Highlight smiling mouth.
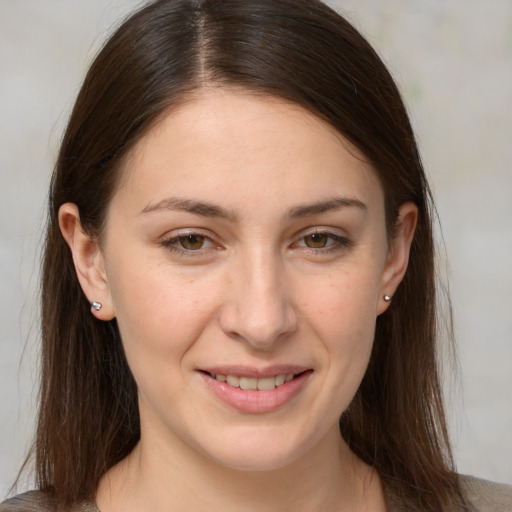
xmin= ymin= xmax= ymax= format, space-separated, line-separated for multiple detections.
xmin=205 ymin=372 xmax=304 ymax=391
xmin=200 ymin=369 xmax=313 ymax=412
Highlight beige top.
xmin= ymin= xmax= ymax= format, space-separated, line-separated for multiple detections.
xmin=2 ymin=476 xmax=511 ymax=511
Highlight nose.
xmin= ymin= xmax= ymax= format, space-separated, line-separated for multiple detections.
xmin=218 ymin=250 xmax=298 ymax=350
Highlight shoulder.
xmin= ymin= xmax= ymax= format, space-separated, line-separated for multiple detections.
xmin=460 ymin=475 xmax=512 ymax=511
xmin=0 ymin=491 xmax=98 ymax=512
xmin=385 ymin=475 xmax=511 ymax=512
xmin=0 ymin=491 xmax=54 ymax=512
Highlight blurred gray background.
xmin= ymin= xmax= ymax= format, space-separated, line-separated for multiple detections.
xmin=1 ymin=0 xmax=511 ymax=495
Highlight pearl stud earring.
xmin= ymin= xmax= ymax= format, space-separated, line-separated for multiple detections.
xmin=91 ymin=301 xmax=102 ymax=311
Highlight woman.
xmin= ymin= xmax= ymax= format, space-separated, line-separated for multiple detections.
xmin=2 ymin=0 xmax=511 ymax=511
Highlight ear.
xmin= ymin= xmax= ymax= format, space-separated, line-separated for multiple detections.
xmin=58 ymin=203 xmax=115 ymax=321
xmin=377 ymin=201 xmax=418 ymax=315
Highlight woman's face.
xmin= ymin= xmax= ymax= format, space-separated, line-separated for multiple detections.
xmin=74 ymin=89 xmax=415 ymax=471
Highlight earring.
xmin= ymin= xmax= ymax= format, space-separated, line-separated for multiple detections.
xmin=91 ymin=301 xmax=102 ymax=311
xmin=383 ymin=295 xmax=391 ymax=302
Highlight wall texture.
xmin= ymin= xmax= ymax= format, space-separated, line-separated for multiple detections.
xmin=1 ymin=0 xmax=510 ymax=496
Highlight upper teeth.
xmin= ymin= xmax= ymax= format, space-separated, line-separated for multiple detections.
xmin=212 ymin=373 xmax=295 ymax=390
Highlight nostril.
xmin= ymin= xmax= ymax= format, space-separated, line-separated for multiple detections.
xmin=217 ymin=273 xmax=298 ymax=348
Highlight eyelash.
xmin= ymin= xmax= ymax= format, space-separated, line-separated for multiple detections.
xmin=293 ymin=231 xmax=352 ymax=255
xmin=159 ymin=230 xmax=352 ymax=257
xmin=159 ymin=232 xmax=218 ymax=257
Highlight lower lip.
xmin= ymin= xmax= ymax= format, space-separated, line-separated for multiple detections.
xmin=200 ymin=371 xmax=312 ymax=414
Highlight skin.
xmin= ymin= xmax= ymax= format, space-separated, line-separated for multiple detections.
xmin=60 ymin=89 xmax=417 ymax=512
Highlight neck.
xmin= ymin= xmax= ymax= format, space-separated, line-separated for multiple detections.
xmin=95 ymin=425 xmax=385 ymax=512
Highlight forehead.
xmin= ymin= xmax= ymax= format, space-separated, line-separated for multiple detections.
xmin=116 ymin=88 xmax=383 ymax=215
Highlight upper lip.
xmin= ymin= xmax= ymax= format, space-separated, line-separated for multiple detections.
xmin=199 ymin=365 xmax=311 ymax=378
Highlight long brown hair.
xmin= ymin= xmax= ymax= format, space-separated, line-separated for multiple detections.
xmin=27 ymin=0 xmax=462 ymax=509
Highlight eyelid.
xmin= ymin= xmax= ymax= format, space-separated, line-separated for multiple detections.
xmin=291 ymin=227 xmax=352 ymax=251
xmin=295 ymin=226 xmax=349 ymax=240
xmin=159 ymin=228 xmax=222 ymax=256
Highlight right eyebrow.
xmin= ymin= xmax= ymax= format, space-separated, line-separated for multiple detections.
xmin=139 ymin=197 xmax=238 ymax=221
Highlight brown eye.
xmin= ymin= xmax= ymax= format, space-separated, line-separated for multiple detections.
xmin=179 ymin=234 xmax=206 ymax=250
xmin=304 ymin=233 xmax=329 ymax=248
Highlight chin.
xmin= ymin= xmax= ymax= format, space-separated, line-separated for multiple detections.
xmin=193 ymin=425 xmax=322 ymax=473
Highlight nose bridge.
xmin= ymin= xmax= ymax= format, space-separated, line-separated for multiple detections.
xmin=220 ymin=244 xmax=297 ymax=349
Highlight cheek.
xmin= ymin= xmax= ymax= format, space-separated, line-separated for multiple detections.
xmin=298 ymin=267 xmax=380 ymax=391
xmin=106 ymin=259 xmax=221 ymax=369
xmin=300 ymin=265 xmax=381 ymax=330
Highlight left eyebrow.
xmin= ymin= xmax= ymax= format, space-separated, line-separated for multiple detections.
xmin=287 ymin=197 xmax=367 ymax=218
xmin=139 ymin=197 xmax=238 ymax=220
